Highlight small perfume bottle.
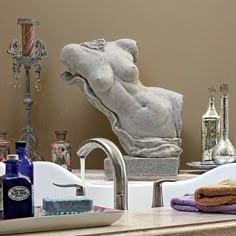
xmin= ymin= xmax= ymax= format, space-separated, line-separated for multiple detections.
xmin=51 ymin=130 xmax=72 ymax=171
xmin=0 ymin=131 xmax=10 ymax=162
xmin=212 ymin=84 xmax=236 ymax=165
xmin=201 ymin=86 xmax=220 ymax=162
xmin=3 ymin=154 xmax=33 ymax=219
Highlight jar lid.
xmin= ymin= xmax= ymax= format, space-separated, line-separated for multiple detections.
xmin=7 ymin=154 xmax=19 ymax=161
xmin=54 ymin=130 xmax=68 ymax=135
xmin=0 ymin=131 xmax=8 ymax=135
xmin=0 ymin=131 xmax=8 ymax=139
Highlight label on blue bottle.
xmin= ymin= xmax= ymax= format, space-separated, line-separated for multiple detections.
xmin=8 ymin=186 xmax=30 ymax=201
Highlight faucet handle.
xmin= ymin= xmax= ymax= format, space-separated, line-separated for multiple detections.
xmin=152 ymin=179 xmax=178 ymax=207
xmin=53 ymin=183 xmax=86 ymax=196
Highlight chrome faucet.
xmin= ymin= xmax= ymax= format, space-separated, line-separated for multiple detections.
xmin=77 ymin=138 xmax=128 ymax=210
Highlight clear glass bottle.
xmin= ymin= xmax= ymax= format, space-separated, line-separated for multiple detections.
xmin=51 ymin=130 xmax=72 ymax=171
xmin=201 ymin=86 xmax=220 ymax=162
xmin=3 ymin=154 xmax=33 ymax=219
xmin=212 ymin=84 xmax=236 ymax=165
xmin=0 ymin=131 xmax=10 ymax=162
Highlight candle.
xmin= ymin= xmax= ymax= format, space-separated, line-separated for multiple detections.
xmin=17 ymin=18 xmax=39 ymax=57
xmin=21 ymin=23 xmax=34 ymax=56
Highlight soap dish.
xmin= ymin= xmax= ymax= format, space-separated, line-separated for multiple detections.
xmin=0 ymin=206 xmax=124 ymax=235
xmin=187 ymin=161 xmax=218 ymax=170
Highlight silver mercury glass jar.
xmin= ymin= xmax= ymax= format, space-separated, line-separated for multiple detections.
xmin=212 ymin=84 xmax=236 ymax=165
xmin=201 ymin=86 xmax=220 ymax=162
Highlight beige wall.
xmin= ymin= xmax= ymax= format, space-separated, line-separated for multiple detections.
xmin=1 ymin=0 xmax=236 ymax=170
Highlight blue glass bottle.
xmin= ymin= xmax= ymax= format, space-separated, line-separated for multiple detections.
xmin=15 ymin=141 xmax=34 ymax=184
xmin=3 ymin=154 xmax=33 ymax=219
xmin=16 ymin=141 xmax=34 ymax=216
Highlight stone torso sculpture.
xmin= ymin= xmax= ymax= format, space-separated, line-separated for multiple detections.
xmin=60 ymin=39 xmax=183 ymax=158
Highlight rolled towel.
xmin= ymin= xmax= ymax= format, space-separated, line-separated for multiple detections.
xmin=43 ymin=196 xmax=93 ymax=215
xmin=170 ymin=195 xmax=199 ymax=212
xmin=194 ymin=184 xmax=236 ymax=206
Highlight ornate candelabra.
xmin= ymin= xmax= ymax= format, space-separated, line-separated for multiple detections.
xmin=7 ymin=18 xmax=47 ymax=161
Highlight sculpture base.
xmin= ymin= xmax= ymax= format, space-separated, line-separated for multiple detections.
xmin=104 ymin=156 xmax=179 ymax=180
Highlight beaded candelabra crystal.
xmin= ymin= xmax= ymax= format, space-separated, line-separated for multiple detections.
xmin=7 ymin=18 xmax=47 ymax=161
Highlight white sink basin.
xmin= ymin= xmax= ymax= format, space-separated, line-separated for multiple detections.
xmin=0 ymin=162 xmax=153 ymax=210
xmin=85 ymin=180 xmax=153 ymax=209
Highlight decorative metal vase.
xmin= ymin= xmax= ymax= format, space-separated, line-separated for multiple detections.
xmin=0 ymin=132 xmax=10 ymax=162
xmin=201 ymin=86 xmax=220 ymax=162
xmin=212 ymin=84 xmax=236 ymax=165
xmin=51 ymin=131 xmax=72 ymax=171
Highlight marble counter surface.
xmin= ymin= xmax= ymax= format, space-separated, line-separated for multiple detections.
xmin=72 ymin=169 xmax=200 ymax=181
xmin=17 ymin=207 xmax=236 ymax=236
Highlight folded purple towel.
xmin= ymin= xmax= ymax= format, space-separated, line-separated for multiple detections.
xmin=170 ymin=195 xmax=199 ymax=212
xmin=171 ymin=195 xmax=236 ymax=214
xmin=197 ymin=204 xmax=236 ymax=214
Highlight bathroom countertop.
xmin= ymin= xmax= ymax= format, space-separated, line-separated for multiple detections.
xmin=17 ymin=207 xmax=236 ymax=236
xmin=72 ymin=169 xmax=201 ymax=181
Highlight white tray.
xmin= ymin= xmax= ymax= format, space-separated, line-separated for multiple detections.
xmin=0 ymin=206 xmax=124 ymax=235
xmin=186 ymin=161 xmax=218 ymax=170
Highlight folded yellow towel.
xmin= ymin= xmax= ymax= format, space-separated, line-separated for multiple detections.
xmin=194 ymin=179 xmax=236 ymax=206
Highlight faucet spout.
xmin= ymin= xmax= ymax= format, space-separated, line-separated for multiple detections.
xmin=77 ymin=138 xmax=128 ymax=210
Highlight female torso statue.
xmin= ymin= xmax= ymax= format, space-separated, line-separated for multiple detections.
xmin=60 ymin=39 xmax=183 ymax=158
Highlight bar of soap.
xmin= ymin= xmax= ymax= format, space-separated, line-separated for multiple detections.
xmin=229 ymin=176 xmax=236 ymax=186
xmin=43 ymin=196 xmax=93 ymax=214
